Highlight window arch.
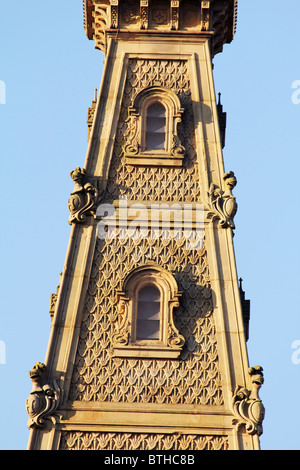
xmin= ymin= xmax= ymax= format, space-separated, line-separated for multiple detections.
xmin=113 ymin=264 xmax=185 ymax=358
xmin=124 ymin=86 xmax=185 ymax=166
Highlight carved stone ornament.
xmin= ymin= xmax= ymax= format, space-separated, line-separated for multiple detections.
xmin=232 ymin=366 xmax=265 ymax=436
xmin=83 ymin=0 xmax=238 ymax=58
xmin=207 ymin=171 xmax=237 ymax=229
xmin=68 ymin=167 xmax=98 ymax=224
xmin=113 ymin=293 xmax=130 ymax=347
xmin=60 ymin=430 xmax=229 ymax=450
xmin=25 ymin=362 xmax=63 ymax=429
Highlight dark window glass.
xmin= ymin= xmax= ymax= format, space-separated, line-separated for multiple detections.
xmin=137 ymin=285 xmax=161 ymax=340
xmin=145 ymin=103 xmax=166 ymax=150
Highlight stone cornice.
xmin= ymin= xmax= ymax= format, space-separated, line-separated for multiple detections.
xmin=82 ymin=0 xmax=237 ymax=56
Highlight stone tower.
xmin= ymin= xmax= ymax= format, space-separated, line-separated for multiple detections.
xmin=26 ymin=0 xmax=265 ymax=451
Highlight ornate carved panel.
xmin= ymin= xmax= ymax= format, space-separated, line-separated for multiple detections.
xmin=180 ymin=2 xmax=201 ymax=30
xmin=60 ymin=431 xmax=229 ymax=450
xmin=119 ymin=0 xmax=140 ymax=29
xmin=149 ymin=1 xmax=170 ymax=29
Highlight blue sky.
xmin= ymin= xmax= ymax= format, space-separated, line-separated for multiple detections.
xmin=0 ymin=1 xmax=299 ymax=450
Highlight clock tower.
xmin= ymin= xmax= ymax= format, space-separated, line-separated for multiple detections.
xmin=26 ymin=0 xmax=265 ymax=450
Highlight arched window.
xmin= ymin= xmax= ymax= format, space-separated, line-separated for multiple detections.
xmin=145 ymin=103 xmax=166 ymax=150
xmin=112 ymin=264 xmax=185 ymax=359
xmin=137 ymin=284 xmax=161 ymax=340
xmin=124 ymin=86 xmax=185 ymax=167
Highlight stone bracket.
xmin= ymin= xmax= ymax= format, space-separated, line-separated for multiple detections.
xmin=232 ymin=366 xmax=265 ymax=436
xmin=68 ymin=167 xmax=99 ymax=224
xmin=207 ymin=171 xmax=237 ymax=229
xmin=26 ymin=362 xmax=63 ymax=430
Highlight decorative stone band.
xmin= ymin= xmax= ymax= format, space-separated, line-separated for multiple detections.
xmin=82 ymin=0 xmax=238 ymax=56
xmin=59 ymin=431 xmax=229 ymax=450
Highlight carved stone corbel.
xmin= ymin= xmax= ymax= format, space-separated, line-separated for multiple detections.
xmin=207 ymin=171 xmax=237 ymax=229
xmin=232 ymin=366 xmax=265 ymax=436
xmin=68 ymin=167 xmax=98 ymax=224
xmin=25 ymin=362 xmax=63 ymax=429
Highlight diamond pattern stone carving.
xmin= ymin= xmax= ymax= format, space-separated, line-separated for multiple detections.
xmin=105 ymin=59 xmax=201 ymax=203
xmin=69 ymin=234 xmax=222 ymax=406
xmin=69 ymin=58 xmax=223 ymax=407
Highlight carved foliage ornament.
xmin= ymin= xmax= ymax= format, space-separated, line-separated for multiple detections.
xmin=60 ymin=431 xmax=229 ymax=450
xmin=68 ymin=167 xmax=98 ymax=224
xmin=25 ymin=362 xmax=62 ymax=429
xmin=207 ymin=171 xmax=237 ymax=229
xmin=232 ymin=366 xmax=265 ymax=436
